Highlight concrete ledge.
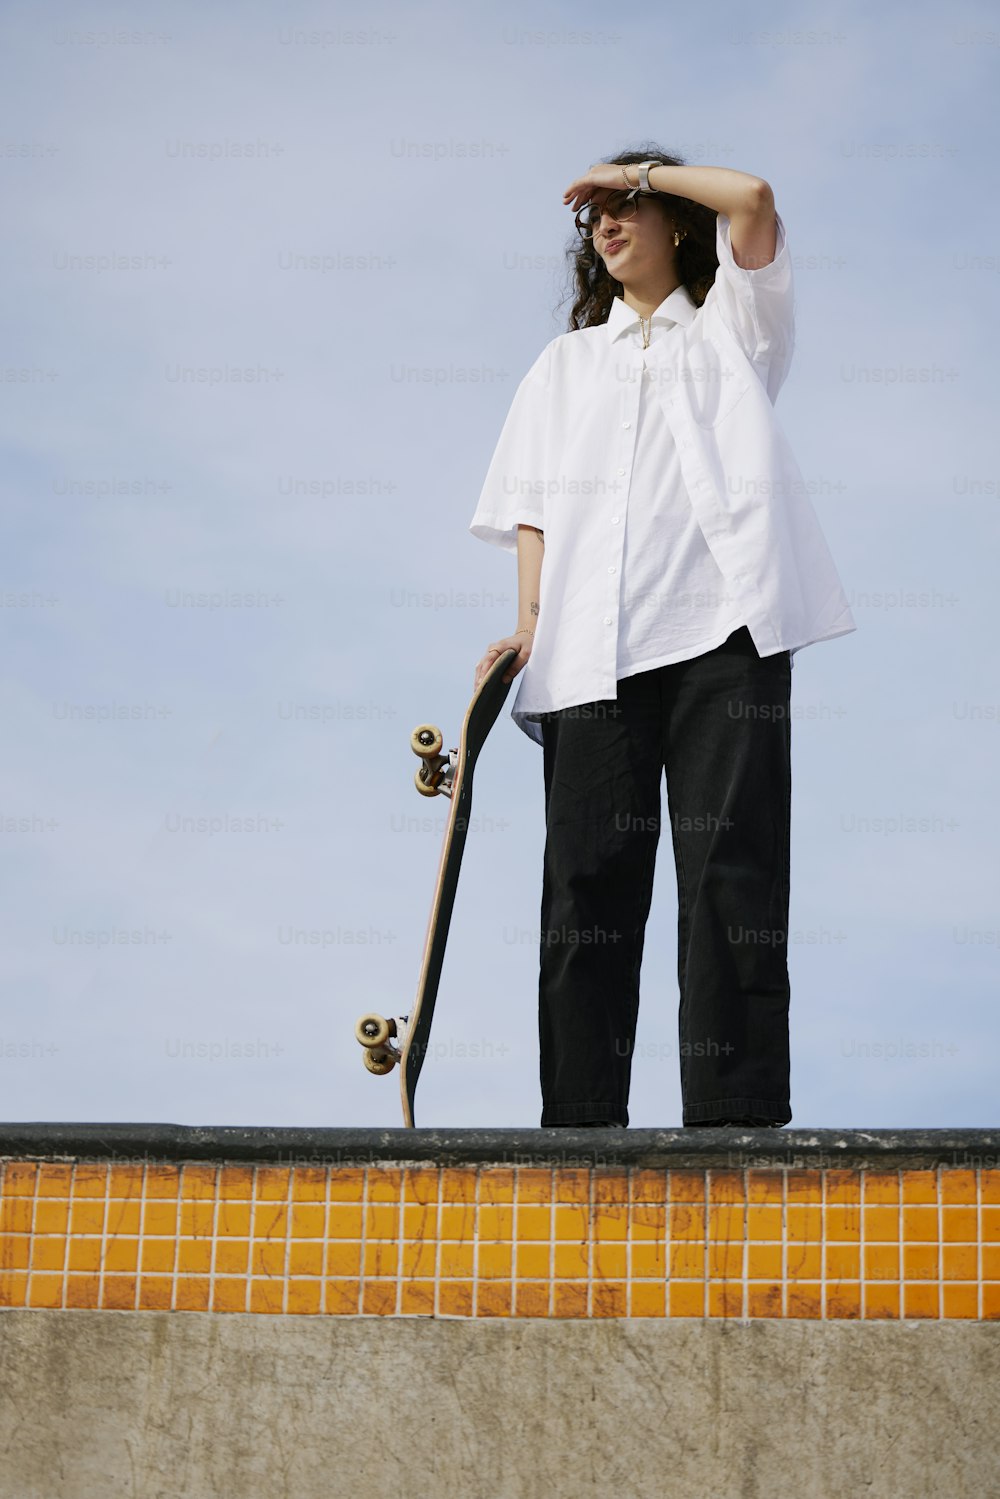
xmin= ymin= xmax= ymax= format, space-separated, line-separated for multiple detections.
xmin=2 ymin=1122 xmax=998 ymax=1169
xmin=1 ymin=1310 xmax=997 ymax=1499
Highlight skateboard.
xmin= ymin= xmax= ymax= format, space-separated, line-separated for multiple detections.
xmin=354 ymin=646 xmax=518 ymax=1126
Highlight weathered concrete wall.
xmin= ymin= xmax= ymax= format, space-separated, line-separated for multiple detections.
xmin=1 ymin=1310 xmax=998 ymax=1498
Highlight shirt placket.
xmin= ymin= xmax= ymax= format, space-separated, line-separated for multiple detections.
xmin=602 ymin=336 xmax=642 ymax=694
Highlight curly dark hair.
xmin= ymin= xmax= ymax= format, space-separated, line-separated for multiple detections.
xmin=559 ymin=144 xmax=720 ymax=331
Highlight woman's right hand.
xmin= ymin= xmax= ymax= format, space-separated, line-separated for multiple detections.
xmin=474 ymin=633 xmax=533 ymax=691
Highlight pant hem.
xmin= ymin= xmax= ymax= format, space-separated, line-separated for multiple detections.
xmin=541 ymin=1104 xmax=627 ymax=1127
xmin=683 ymin=1098 xmax=791 ymax=1126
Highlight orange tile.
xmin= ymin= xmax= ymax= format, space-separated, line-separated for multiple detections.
xmin=365 ymin=1242 xmax=399 ymax=1278
xmin=669 ymin=1204 xmax=706 ymax=1239
xmin=179 ymin=1202 xmax=213 ymax=1237
xmin=0 ymin=1272 xmax=27 ymax=1306
xmin=594 ymin=1172 xmax=629 ymax=1205
xmin=440 ymin=1169 xmax=476 ymax=1203
xmin=940 ymin=1171 xmax=977 ymax=1204
xmin=901 ymin=1172 xmax=938 ymax=1204
xmin=403 ymin=1169 xmax=439 ymax=1204
xmin=707 ymin=1242 xmax=743 ymax=1277
xmin=326 ymin=1280 xmax=360 ymax=1314
xmin=402 ymin=1204 xmax=437 ymax=1239
xmin=400 ymin=1280 xmax=435 ymax=1315
xmin=902 ymin=1206 xmax=939 ymax=1243
xmin=141 ymin=1240 xmax=176 ymax=1274
xmin=826 ymin=1207 xmax=861 ymax=1241
xmin=178 ymin=1241 xmax=212 ymax=1274
xmin=143 ymin=1202 xmax=178 ymax=1236
xmin=553 ymin=1243 xmax=588 ymax=1278
xmin=290 ymin=1168 xmax=327 ymax=1202
xmin=630 ymin=1283 xmax=666 ymax=1317
xmin=291 ymin=1204 xmax=325 ymax=1240
xmin=328 ymin=1206 xmax=362 ymax=1240
xmin=631 ymin=1170 xmax=668 ymax=1204
xmin=942 ymin=1206 xmax=977 ymax=1242
xmin=107 ymin=1202 xmax=141 ymax=1236
xmin=438 ymin=1206 xmax=474 ymax=1241
xmin=981 ymin=1172 xmax=1000 ymax=1205
xmin=104 ymin=1239 xmax=139 ymax=1273
xmin=747 ymin=1245 xmax=782 ymax=1280
xmin=554 ymin=1171 xmax=590 ymax=1205
xmin=249 ymin=1280 xmax=284 ymax=1314
xmin=864 ymin=1245 xmax=900 ymax=1280
xmin=0 ymin=1200 xmax=33 ymax=1234
xmin=217 ymin=1203 xmax=251 ymax=1238
xmin=475 ymin=1284 xmax=512 ymax=1316
xmin=254 ymin=1204 xmax=289 ymax=1240
xmin=251 ymin=1241 xmax=287 ymax=1277
xmin=478 ymin=1206 xmax=513 ymax=1241
xmin=515 ymin=1206 xmax=551 ymax=1241
xmin=631 ymin=1243 xmax=667 ymax=1279
xmin=67 ymin=1240 xmax=101 ymax=1273
xmin=669 ymin=1171 xmax=706 ymax=1203
xmin=942 ymin=1284 xmax=978 ymax=1318
xmin=629 ymin=1203 xmax=666 ymax=1237
xmin=669 ymin=1242 xmax=705 ymax=1278
xmin=668 ymin=1280 xmax=705 ymax=1316
xmin=515 ymin=1170 xmax=553 ymax=1205
xmin=554 ymin=1205 xmax=589 ymax=1240
xmin=400 ymin=1242 xmax=435 ymax=1278
xmin=513 ymin=1282 xmax=549 ymax=1317
xmin=747 ymin=1284 xmax=783 ymax=1318
xmin=786 ymin=1205 xmax=822 ymax=1241
xmin=981 ymin=1207 xmax=1000 ymax=1243
xmin=706 ymin=1204 xmax=745 ymax=1241
xmin=593 ymin=1207 xmax=627 ymax=1242
xmin=36 ymin=1165 xmax=72 ymax=1197
xmin=289 ymin=1241 xmax=320 ymax=1277
xmin=0 ymin=1236 xmax=30 ymax=1271
xmin=863 ymin=1207 xmax=900 ymax=1242
xmin=362 ymin=1282 xmax=398 ymax=1316
xmin=902 ymin=1243 xmax=938 ymax=1280
xmin=786 ymin=1283 xmax=822 ymax=1318
xmin=786 ymin=1243 xmax=822 ymax=1279
xmin=218 ymin=1167 xmax=254 ymax=1200
xmin=942 ymin=1245 xmax=977 ymax=1281
xmin=982 ymin=1245 xmax=1000 ymax=1278
xmin=825 ymin=1284 xmax=861 ymax=1318
xmin=707 ymin=1171 xmax=744 ymax=1203
xmin=594 ymin=1244 xmax=627 ymax=1279
xmin=747 ymin=1205 xmax=782 ymax=1240
xmin=33 ymin=1202 xmax=69 ymax=1234
xmin=367 ymin=1169 xmax=404 ymax=1202
xmin=747 ymin=1171 xmax=784 ymax=1203
xmin=178 ymin=1166 xmax=216 ymax=1200
xmin=902 ymin=1283 xmax=938 ymax=1318
xmin=982 ymin=1284 xmax=1000 ymax=1320
xmin=478 ymin=1244 xmax=513 ymax=1280
xmin=286 ymin=1279 xmax=322 ymax=1314
xmin=439 ymin=1244 xmax=474 ymax=1278
xmin=72 ymin=1164 xmax=110 ymax=1197
xmin=175 ymin=1278 xmax=211 ymax=1312
xmin=327 ymin=1170 xmax=365 ymax=1203
xmin=826 ymin=1246 xmax=860 ymax=1279
xmin=69 ymin=1203 xmax=105 ymax=1236
xmin=514 ymin=1244 xmax=549 ymax=1279
xmin=214 ymin=1241 xmax=249 ymax=1275
xmin=824 ymin=1170 xmax=861 ymax=1203
xmin=591 ymin=1283 xmax=627 ymax=1317
xmin=786 ymin=1171 xmax=821 ymax=1204
xmin=143 ymin=1166 xmax=180 ymax=1199
xmin=65 ymin=1275 xmax=100 ymax=1309
xmin=708 ymin=1282 xmax=743 ymax=1317
xmin=102 ymin=1276 xmax=137 ymax=1311
xmin=138 ymin=1277 xmax=174 ymax=1312
xmin=30 ymin=1240 xmax=66 ymax=1273
xmin=552 ymin=1283 xmax=589 ymax=1317
xmin=863 ymin=1284 xmax=899 ymax=1319
xmin=2 ymin=1163 xmax=39 ymax=1194
xmin=862 ymin=1172 xmax=899 ymax=1204
xmin=478 ymin=1170 xmax=514 ymax=1204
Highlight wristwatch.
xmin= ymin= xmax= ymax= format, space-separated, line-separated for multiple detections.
xmin=637 ymin=160 xmax=660 ymax=193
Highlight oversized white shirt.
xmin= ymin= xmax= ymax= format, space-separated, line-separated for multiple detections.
xmin=469 ymin=210 xmax=857 ymax=746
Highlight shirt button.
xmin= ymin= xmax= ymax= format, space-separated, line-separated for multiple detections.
xmin=617 ymin=467 xmax=626 ymax=476
xmin=622 ymin=420 xmax=631 ymax=429
xmin=603 ymin=616 xmax=613 ymax=625
xmin=611 ymin=515 xmax=620 ymax=524
xmin=608 ymin=566 xmax=616 ymax=574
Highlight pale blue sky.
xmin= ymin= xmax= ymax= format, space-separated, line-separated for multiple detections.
xmin=3 ymin=0 xmax=997 ymax=1130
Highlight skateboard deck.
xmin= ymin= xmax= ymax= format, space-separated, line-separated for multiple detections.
xmin=355 ymin=647 xmax=517 ymax=1125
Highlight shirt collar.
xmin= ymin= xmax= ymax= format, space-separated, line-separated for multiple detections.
xmin=605 ymin=283 xmax=697 ymax=343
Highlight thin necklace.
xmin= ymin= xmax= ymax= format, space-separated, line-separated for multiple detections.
xmin=639 ymin=313 xmax=652 ymax=349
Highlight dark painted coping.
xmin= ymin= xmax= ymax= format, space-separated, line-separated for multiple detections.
xmin=1 ymin=1125 xmax=998 ymax=1171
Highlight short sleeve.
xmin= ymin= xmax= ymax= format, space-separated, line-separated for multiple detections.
xmin=469 ymin=341 xmax=553 ymax=554
xmin=705 ymin=209 xmax=795 ymax=399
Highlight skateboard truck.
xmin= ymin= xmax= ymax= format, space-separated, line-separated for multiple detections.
xmin=355 ymin=1012 xmax=409 ymax=1073
xmin=411 ymin=724 xmax=458 ymax=799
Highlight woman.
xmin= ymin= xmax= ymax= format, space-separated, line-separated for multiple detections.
xmin=469 ymin=147 xmax=856 ymax=1129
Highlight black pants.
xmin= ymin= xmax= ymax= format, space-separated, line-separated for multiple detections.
xmin=537 ymin=626 xmax=792 ymax=1128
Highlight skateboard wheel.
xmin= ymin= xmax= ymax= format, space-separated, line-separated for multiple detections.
xmin=355 ymin=1013 xmax=397 ymax=1049
xmin=363 ymin=1047 xmax=397 ymax=1075
xmin=414 ymin=765 xmax=443 ymax=798
xmin=411 ymin=724 xmax=443 ymax=758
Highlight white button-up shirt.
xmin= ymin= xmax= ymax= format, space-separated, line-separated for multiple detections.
xmin=469 ymin=210 xmax=857 ymax=746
